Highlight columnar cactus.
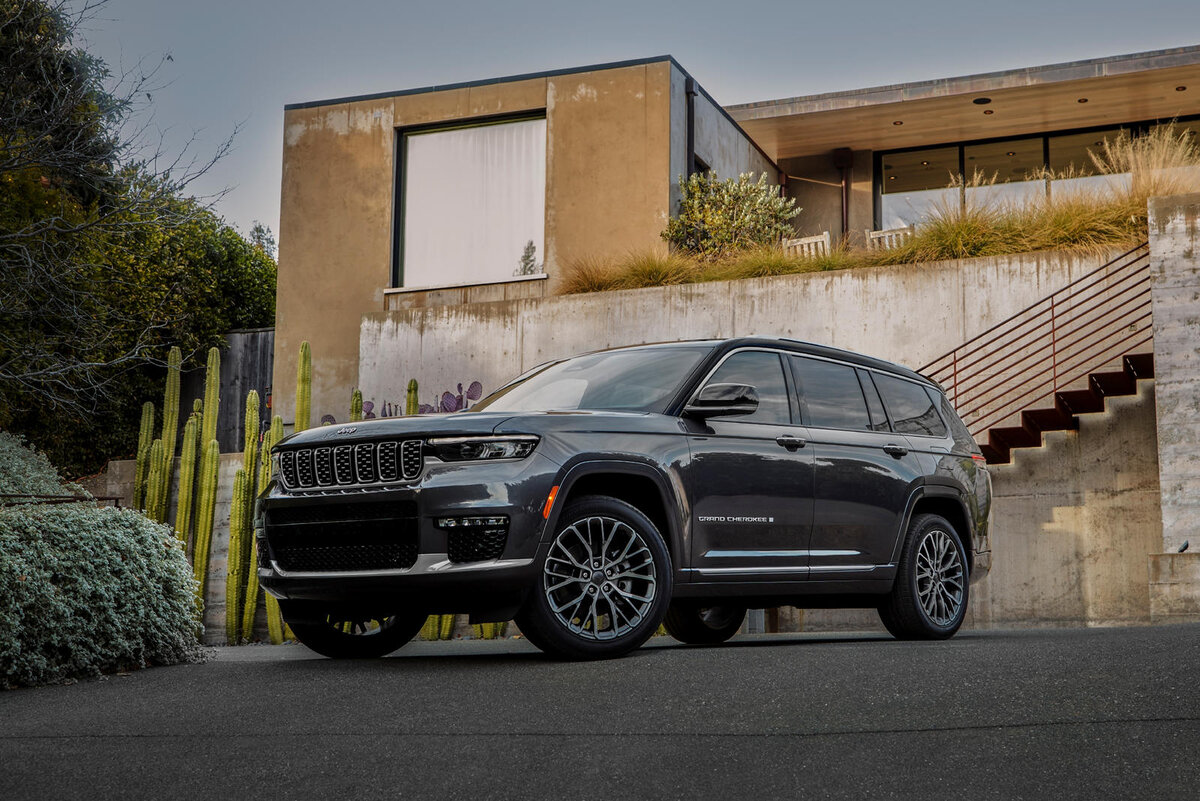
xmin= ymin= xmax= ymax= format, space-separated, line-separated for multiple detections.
xmin=350 ymin=388 xmax=363 ymax=422
xmin=174 ymin=413 xmax=199 ymax=546
xmin=198 ymin=347 xmax=220 ymax=482
xmin=405 ymin=379 xmax=419 ymax=416
xmin=134 ymin=402 xmax=155 ymax=510
xmin=192 ymin=439 xmax=220 ymax=603
xmin=226 ymin=469 xmax=248 ymax=644
xmin=157 ymin=346 xmax=182 ymax=518
xmin=145 ymin=439 xmax=165 ymax=522
xmin=295 ymin=341 xmax=312 ymax=433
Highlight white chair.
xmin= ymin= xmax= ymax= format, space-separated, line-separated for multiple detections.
xmin=782 ymin=231 xmax=831 ymax=259
xmin=864 ymin=225 xmax=915 ymax=251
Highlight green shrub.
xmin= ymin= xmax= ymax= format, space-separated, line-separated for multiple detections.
xmin=0 ymin=432 xmax=201 ymax=688
xmin=661 ymin=172 xmax=799 ymax=258
xmin=0 ymin=503 xmax=203 ymax=688
xmin=0 ymin=431 xmax=87 ymax=497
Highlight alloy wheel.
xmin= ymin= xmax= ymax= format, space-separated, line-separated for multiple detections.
xmin=543 ymin=515 xmax=658 ymax=641
xmin=914 ymin=528 xmax=965 ymax=626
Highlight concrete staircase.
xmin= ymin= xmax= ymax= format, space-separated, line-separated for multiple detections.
xmin=921 ymin=243 xmax=1154 ymax=465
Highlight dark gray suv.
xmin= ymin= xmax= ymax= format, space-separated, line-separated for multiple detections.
xmin=257 ymin=337 xmax=992 ymax=660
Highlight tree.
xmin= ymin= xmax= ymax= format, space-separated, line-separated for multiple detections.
xmin=0 ymin=0 xmax=233 ymax=415
xmin=249 ymin=220 xmax=275 ymax=259
xmin=661 ymin=172 xmax=800 ymax=259
xmin=0 ymin=1 xmax=273 ymax=476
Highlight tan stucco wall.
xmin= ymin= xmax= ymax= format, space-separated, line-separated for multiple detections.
xmin=275 ymin=62 xmax=678 ymax=425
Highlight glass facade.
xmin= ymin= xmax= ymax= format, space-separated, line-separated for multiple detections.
xmin=876 ymin=116 xmax=1199 ymax=228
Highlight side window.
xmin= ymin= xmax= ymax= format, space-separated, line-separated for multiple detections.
xmin=791 ymin=356 xmax=871 ymax=430
xmin=874 ymin=373 xmax=948 ymax=437
xmin=703 ymin=351 xmax=791 ymax=425
xmin=857 ymin=369 xmax=891 ymax=432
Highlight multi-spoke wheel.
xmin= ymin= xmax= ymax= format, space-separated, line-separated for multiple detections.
xmin=878 ymin=513 xmax=969 ymax=640
xmin=281 ymin=601 xmax=427 ymax=658
xmin=663 ymin=601 xmax=746 ymax=645
xmin=516 ymin=495 xmax=672 ymax=660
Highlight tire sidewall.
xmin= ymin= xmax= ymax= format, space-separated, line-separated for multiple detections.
xmin=521 ymin=496 xmax=673 ymax=660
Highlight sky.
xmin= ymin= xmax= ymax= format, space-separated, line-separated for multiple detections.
xmin=80 ymin=0 xmax=1200 ymax=240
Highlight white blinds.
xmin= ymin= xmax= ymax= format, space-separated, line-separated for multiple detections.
xmin=401 ymin=117 xmax=547 ymax=288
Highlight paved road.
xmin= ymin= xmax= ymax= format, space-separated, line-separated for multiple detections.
xmin=2 ymin=624 xmax=1198 ymax=800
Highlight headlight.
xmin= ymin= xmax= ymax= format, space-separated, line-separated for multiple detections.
xmin=427 ymin=435 xmax=538 ymax=462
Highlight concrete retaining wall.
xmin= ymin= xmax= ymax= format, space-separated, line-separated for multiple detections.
xmin=360 ymin=247 xmax=1118 ymax=414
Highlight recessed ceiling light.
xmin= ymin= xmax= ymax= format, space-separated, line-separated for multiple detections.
xmin=1006 ymin=151 xmax=1015 ymax=156
xmin=1176 ymin=86 xmax=1187 ymax=91
xmin=973 ymin=97 xmax=992 ymax=105
xmin=921 ymin=160 xmax=929 ymax=165
xmin=892 ymin=120 xmax=903 ymax=126
xmin=889 ymin=175 xmax=896 ymax=180
xmin=1077 ymin=98 xmax=1088 ymax=103
xmin=983 ymin=109 xmax=994 ymax=115
xmin=1095 ymin=141 xmax=1103 ymax=146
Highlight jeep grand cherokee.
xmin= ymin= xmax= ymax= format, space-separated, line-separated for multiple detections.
xmin=257 ymin=337 xmax=991 ymax=660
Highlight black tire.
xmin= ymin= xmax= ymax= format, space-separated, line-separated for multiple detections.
xmin=878 ymin=513 xmax=969 ymax=640
xmin=515 ymin=495 xmax=672 ymax=660
xmin=663 ymin=601 xmax=746 ymax=645
xmin=281 ymin=601 xmax=427 ymax=659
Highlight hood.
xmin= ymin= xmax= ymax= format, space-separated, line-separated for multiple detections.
xmin=276 ymin=409 xmax=682 ymax=448
xmin=276 ymin=411 xmax=519 ymax=448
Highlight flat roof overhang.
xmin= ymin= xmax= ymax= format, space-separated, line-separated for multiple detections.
xmin=727 ymin=46 xmax=1200 ymax=160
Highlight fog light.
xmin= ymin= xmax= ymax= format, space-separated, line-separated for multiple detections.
xmin=436 ymin=515 xmax=509 ymax=529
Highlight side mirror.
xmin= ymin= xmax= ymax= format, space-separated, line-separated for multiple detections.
xmin=684 ymin=383 xmax=759 ymax=419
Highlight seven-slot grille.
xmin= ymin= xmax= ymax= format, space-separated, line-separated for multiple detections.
xmin=279 ymin=440 xmax=422 ymax=490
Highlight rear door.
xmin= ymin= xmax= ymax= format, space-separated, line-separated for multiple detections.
xmin=682 ymin=349 xmax=815 ymax=582
xmin=790 ymin=355 xmax=924 ymax=579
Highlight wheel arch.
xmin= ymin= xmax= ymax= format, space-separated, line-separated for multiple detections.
xmin=898 ymin=486 xmax=974 ymax=575
xmin=546 ymin=460 xmax=684 ymax=569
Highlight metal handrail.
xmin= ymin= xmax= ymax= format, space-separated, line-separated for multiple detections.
xmin=920 ymin=243 xmax=1152 ymax=438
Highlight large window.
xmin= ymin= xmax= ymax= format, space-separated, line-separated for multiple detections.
xmin=398 ymin=116 xmax=546 ymax=289
xmin=876 ymin=116 xmax=1198 ymax=228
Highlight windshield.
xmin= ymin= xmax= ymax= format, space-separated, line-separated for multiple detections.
xmin=470 ymin=346 xmax=712 ymax=414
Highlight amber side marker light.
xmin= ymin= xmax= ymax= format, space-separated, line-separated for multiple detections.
xmin=543 ymin=485 xmax=560 ymax=519
xmin=971 ymin=454 xmax=987 ymax=462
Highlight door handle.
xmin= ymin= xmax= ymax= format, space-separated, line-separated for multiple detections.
xmin=883 ymin=443 xmax=908 ymax=458
xmin=776 ymin=435 xmax=807 ymax=451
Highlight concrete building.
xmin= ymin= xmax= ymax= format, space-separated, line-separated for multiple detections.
xmin=275 ymin=46 xmax=1200 ymax=425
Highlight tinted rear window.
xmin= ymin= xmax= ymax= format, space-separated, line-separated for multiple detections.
xmin=873 ymin=373 xmax=947 ymax=437
xmin=792 ymin=356 xmax=872 ymax=430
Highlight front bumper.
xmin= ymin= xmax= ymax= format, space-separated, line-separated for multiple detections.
xmin=256 ymin=452 xmax=559 ymax=613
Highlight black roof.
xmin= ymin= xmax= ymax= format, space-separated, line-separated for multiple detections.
xmin=596 ymin=337 xmax=934 ymax=387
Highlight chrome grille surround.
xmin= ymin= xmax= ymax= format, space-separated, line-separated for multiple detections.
xmin=277 ymin=439 xmax=423 ymax=491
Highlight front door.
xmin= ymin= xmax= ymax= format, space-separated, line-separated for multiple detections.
xmin=682 ymin=350 xmax=815 ymax=582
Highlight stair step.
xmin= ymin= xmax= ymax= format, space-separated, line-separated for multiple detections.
xmin=975 ymin=351 xmax=1154 ymax=465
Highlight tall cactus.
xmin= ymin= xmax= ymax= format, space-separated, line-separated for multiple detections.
xmin=405 ymin=379 xmax=419 ymax=416
xmin=226 ymin=469 xmax=249 ymax=644
xmin=242 ymin=391 xmax=260 ymax=490
xmin=193 ymin=439 xmax=220 ymax=604
xmin=134 ymin=402 xmax=155 ymax=510
xmin=198 ymin=347 xmax=221 ymax=481
xmin=156 ymin=346 xmax=182 ymax=518
xmin=242 ymin=422 xmax=276 ymax=640
xmin=262 ymin=413 xmax=288 ymax=644
xmin=295 ymin=341 xmax=312 ymax=433
xmin=145 ymin=439 xmax=165 ymax=522
xmin=174 ymin=413 xmax=199 ymax=546
xmin=350 ymin=388 xmax=363 ymax=422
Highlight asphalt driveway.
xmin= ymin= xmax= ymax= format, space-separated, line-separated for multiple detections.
xmin=2 ymin=624 xmax=1198 ymax=800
